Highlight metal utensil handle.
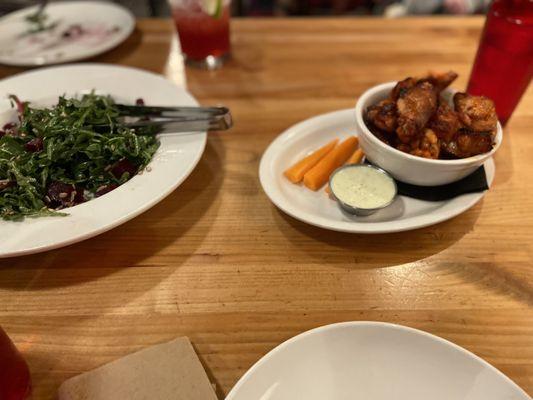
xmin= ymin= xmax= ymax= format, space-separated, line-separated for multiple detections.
xmin=124 ymin=113 xmax=233 ymax=132
xmin=117 ymin=105 xmax=230 ymax=118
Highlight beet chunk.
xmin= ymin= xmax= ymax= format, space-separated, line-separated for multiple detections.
xmin=110 ymin=159 xmax=137 ymax=180
xmin=45 ymin=181 xmax=84 ymax=209
xmin=95 ymin=183 xmax=118 ymax=197
xmin=25 ymin=137 xmax=43 ymax=152
xmin=0 ymin=180 xmax=15 ymax=191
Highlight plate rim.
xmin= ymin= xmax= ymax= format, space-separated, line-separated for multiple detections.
xmin=0 ymin=0 xmax=135 ymax=67
xmin=259 ymin=108 xmax=493 ymax=234
xmin=0 ymin=63 xmax=206 ymax=258
xmin=226 ymin=321 xmax=529 ymax=399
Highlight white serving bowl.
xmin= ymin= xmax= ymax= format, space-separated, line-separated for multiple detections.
xmin=354 ymin=82 xmax=502 ymax=186
xmin=225 ymin=322 xmax=529 ymax=400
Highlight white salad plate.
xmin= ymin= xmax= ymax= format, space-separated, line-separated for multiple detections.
xmin=226 ymin=321 xmax=529 ymax=400
xmin=0 ymin=64 xmax=206 ymax=257
xmin=0 ymin=1 xmax=134 ymax=66
xmin=259 ymin=109 xmax=494 ymax=233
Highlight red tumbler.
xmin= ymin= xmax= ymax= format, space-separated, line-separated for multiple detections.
xmin=0 ymin=328 xmax=31 ymax=400
xmin=467 ymin=0 xmax=533 ymax=125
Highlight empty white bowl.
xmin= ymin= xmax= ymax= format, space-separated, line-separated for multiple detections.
xmin=354 ymin=82 xmax=503 ymax=186
xmin=225 ymin=322 xmax=529 ymax=400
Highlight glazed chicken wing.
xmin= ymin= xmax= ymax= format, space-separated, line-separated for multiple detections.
xmin=391 ymin=77 xmax=416 ymax=101
xmin=441 ymin=130 xmax=493 ymax=158
xmin=396 ymin=81 xmax=438 ymax=144
xmin=454 ymin=93 xmax=498 ymax=133
xmin=429 ymin=99 xmax=461 ymax=143
xmin=419 ymin=71 xmax=458 ymax=92
xmin=365 ymin=98 xmax=397 ymax=133
xmin=409 ymin=128 xmax=440 ymax=159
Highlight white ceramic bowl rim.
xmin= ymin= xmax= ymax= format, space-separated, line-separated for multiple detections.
xmin=354 ymin=81 xmax=503 ymax=166
xmin=226 ymin=321 xmax=527 ymax=398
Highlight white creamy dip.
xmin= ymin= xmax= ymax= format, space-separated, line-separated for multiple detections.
xmin=331 ymin=166 xmax=396 ymax=209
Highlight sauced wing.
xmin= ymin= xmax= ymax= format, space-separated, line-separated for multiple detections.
xmin=454 ymin=92 xmax=498 ymax=133
xmin=441 ymin=130 xmax=493 ymax=158
xmin=365 ymin=99 xmax=397 ymax=133
xmin=396 ymin=82 xmax=438 ymax=144
xmin=429 ymin=99 xmax=461 ymax=143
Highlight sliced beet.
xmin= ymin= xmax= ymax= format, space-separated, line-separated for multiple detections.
xmin=0 ymin=180 xmax=15 ymax=191
xmin=135 ymin=98 xmax=145 ymax=106
xmin=45 ymin=181 xmax=84 ymax=209
xmin=2 ymin=122 xmax=18 ymax=136
xmin=25 ymin=137 xmax=43 ymax=152
xmin=110 ymin=159 xmax=137 ymax=180
xmin=0 ymin=130 xmax=4 ymax=138
xmin=95 ymin=183 xmax=118 ymax=197
xmin=74 ymin=185 xmax=86 ymax=204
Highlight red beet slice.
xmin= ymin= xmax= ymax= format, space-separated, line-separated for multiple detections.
xmin=95 ymin=183 xmax=118 ymax=197
xmin=110 ymin=159 xmax=137 ymax=180
xmin=45 ymin=181 xmax=84 ymax=209
xmin=25 ymin=137 xmax=43 ymax=152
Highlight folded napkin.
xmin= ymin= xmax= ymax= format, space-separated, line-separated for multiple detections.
xmin=58 ymin=337 xmax=217 ymax=400
xmin=396 ymin=166 xmax=489 ymax=201
xmin=364 ymin=161 xmax=489 ymax=201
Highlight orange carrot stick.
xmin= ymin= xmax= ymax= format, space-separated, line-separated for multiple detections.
xmin=304 ymin=136 xmax=358 ymax=191
xmin=284 ymin=139 xmax=338 ymax=184
xmin=347 ymin=148 xmax=365 ymax=164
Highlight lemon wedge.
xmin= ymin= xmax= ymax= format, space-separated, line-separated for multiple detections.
xmin=200 ymin=0 xmax=223 ymax=18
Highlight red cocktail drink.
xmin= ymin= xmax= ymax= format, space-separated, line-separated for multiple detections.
xmin=467 ymin=0 xmax=533 ymax=125
xmin=170 ymin=0 xmax=231 ymax=68
xmin=0 ymin=328 xmax=31 ymax=400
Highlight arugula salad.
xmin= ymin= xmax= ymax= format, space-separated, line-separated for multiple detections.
xmin=0 ymin=93 xmax=160 ymax=221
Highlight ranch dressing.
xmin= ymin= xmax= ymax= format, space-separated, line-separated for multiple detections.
xmin=331 ymin=166 xmax=396 ymax=209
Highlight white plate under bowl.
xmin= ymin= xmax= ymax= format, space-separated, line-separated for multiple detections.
xmin=259 ymin=109 xmax=494 ymax=234
xmin=226 ymin=321 xmax=529 ymax=400
xmin=0 ymin=64 xmax=206 ymax=258
xmin=0 ymin=1 xmax=134 ymax=66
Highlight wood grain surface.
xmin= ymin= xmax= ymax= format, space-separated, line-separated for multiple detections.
xmin=0 ymin=18 xmax=532 ymax=399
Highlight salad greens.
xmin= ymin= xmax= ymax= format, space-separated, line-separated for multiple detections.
xmin=0 ymin=93 xmax=160 ymax=221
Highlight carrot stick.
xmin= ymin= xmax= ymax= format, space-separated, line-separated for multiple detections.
xmin=324 ymin=148 xmax=365 ymax=194
xmin=304 ymin=136 xmax=358 ymax=191
xmin=347 ymin=148 xmax=364 ymax=164
xmin=284 ymin=139 xmax=338 ymax=184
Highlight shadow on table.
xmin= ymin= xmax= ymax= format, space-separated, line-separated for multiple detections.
xmin=0 ymin=136 xmax=224 ymax=290
xmin=274 ymin=200 xmax=482 ymax=269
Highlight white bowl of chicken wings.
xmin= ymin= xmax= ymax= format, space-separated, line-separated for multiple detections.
xmin=355 ymin=71 xmax=502 ymax=186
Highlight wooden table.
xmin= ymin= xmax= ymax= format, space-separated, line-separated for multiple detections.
xmin=0 ymin=17 xmax=532 ymax=399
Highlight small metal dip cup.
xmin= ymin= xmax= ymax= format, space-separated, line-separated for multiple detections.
xmin=329 ymin=164 xmax=398 ymax=217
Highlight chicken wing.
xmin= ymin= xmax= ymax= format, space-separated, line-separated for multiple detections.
xmin=454 ymin=92 xmax=498 ymax=133
xmin=391 ymin=77 xmax=416 ymax=101
xmin=396 ymin=81 xmax=438 ymax=144
xmin=365 ymin=98 xmax=397 ymax=133
xmin=429 ymin=99 xmax=461 ymax=143
xmin=441 ymin=130 xmax=493 ymax=158
xmin=407 ymin=128 xmax=441 ymax=159
xmin=419 ymin=71 xmax=458 ymax=92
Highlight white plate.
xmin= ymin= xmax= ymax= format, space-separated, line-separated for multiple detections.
xmin=0 ymin=1 xmax=134 ymax=66
xmin=259 ymin=109 xmax=494 ymax=233
xmin=226 ymin=321 xmax=529 ymax=400
xmin=0 ymin=64 xmax=206 ymax=257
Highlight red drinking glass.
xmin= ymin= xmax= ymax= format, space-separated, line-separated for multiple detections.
xmin=467 ymin=0 xmax=533 ymax=126
xmin=169 ymin=0 xmax=231 ymax=69
xmin=0 ymin=328 xmax=31 ymax=400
